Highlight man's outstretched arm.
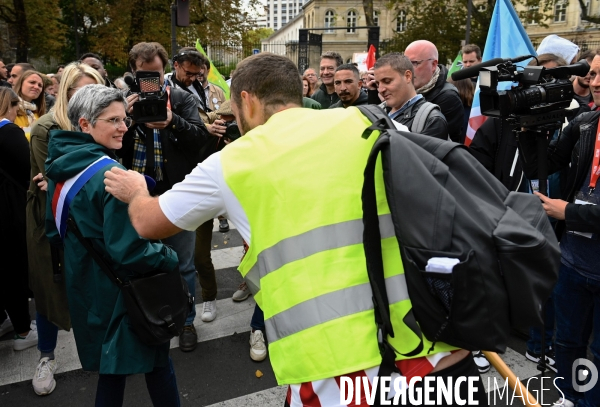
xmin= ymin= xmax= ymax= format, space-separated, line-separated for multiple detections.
xmin=104 ymin=167 xmax=182 ymax=239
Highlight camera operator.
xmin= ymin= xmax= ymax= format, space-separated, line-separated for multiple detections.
xmin=117 ymin=41 xmax=209 ymax=352
xmin=469 ymin=54 xmax=585 ymax=193
xmin=518 ymin=51 xmax=600 ymax=407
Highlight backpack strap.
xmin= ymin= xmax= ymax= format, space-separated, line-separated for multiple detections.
xmin=412 ymin=102 xmax=438 ymax=134
xmin=356 ymin=105 xmax=397 ymax=139
xmin=51 ymin=156 xmax=116 ymax=239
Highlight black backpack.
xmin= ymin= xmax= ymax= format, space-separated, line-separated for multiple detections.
xmin=357 ymin=105 xmax=560 ymax=361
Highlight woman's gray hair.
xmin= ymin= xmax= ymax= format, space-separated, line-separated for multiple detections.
xmin=67 ymin=84 xmax=127 ymax=131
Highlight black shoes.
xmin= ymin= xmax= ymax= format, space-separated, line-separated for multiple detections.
xmin=219 ymin=218 xmax=230 ymax=233
xmin=179 ymin=325 xmax=198 ymax=352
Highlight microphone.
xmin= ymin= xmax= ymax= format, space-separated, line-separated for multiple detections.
xmin=123 ymin=72 xmax=135 ymax=87
xmin=451 ymin=55 xmax=534 ymax=81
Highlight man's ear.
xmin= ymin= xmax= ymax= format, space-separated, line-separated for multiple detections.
xmin=240 ymin=90 xmax=256 ymax=119
xmin=405 ymin=69 xmax=413 ymax=84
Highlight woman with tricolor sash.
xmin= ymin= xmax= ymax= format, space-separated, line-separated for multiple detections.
xmin=45 ymin=84 xmax=180 ymax=407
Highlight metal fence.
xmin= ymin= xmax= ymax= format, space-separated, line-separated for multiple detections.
xmin=202 ymin=42 xmax=295 ymax=77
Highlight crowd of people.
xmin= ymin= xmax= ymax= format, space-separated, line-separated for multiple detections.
xmin=0 ymin=33 xmax=598 ymax=407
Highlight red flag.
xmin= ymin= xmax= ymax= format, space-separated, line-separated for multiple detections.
xmin=365 ymin=45 xmax=376 ymax=70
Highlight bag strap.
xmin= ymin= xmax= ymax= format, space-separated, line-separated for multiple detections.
xmin=412 ymin=102 xmax=437 ymax=134
xmin=66 ymin=216 xmax=124 ymax=288
xmin=358 ymin=105 xmax=426 ymax=388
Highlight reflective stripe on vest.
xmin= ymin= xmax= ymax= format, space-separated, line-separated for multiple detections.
xmin=220 ymin=107 xmax=457 ymax=384
xmin=244 ymin=214 xmax=394 ymax=294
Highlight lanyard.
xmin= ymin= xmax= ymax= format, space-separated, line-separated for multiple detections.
xmin=590 ymin=120 xmax=600 ymax=192
xmin=164 ymin=85 xmax=171 ymax=110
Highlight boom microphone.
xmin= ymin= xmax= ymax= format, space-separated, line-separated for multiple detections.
xmin=450 ymin=55 xmax=534 ymax=81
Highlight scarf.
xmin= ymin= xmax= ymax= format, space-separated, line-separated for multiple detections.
xmin=19 ymin=98 xmax=37 ymax=127
xmin=416 ymin=66 xmax=440 ymax=95
xmin=131 ymin=86 xmax=168 ymax=181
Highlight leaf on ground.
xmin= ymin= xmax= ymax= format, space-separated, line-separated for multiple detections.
xmin=255 ymin=370 xmax=263 ymax=378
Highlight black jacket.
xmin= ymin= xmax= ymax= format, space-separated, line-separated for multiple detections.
xmin=329 ymin=91 xmax=368 ymax=109
xmin=469 ymin=118 xmax=527 ymax=192
xmin=421 ymin=65 xmax=464 ymax=143
xmin=390 ymin=97 xmax=448 ymax=140
xmin=366 ymin=92 xmax=448 ymax=140
xmin=311 ymin=83 xmax=340 ymax=109
xmin=520 ymin=110 xmax=600 ymax=236
xmin=117 ymin=87 xmax=208 ymax=195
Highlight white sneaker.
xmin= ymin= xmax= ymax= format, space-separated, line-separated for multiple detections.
xmin=200 ymin=300 xmax=217 ymax=322
xmin=250 ymin=330 xmax=267 ymax=361
xmin=33 ymin=357 xmax=58 ymax=395
xmin=14 ymin=322 xmax=38 ymax=351
xmin=552 ymin=398 xmax=575 ymax=407
xmin=472 ymin=350 xmax=491 ymax=373
xmin=232 ymin=282 xmax=251 ymax=302
xmin=0 ymin=317 xmax=13 ymax=337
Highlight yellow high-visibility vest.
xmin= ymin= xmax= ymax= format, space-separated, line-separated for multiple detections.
xmin=221 ymin=107 xmax=456 ymax=385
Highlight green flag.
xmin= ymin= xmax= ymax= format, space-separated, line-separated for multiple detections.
xmin=195 ymin=40 xmax=230 ymax=99
xmin=447 ymin=51 xmax=463 ymax=79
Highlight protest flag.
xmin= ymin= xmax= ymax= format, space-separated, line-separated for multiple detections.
xmin=447 ymin=51 xmax=463 ymax=79
xmin=365 ymin=45 xmax=377 ymax=70
xmin=465 ymin=0 xmax=536 ymax=146
xmin=195 ymin=40 xmax=230 ymax=99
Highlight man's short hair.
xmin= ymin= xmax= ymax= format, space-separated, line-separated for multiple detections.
xmin=528 ymin=53 xmax=567 ymax=67
xmin=578 ymin=49 xmax=596 ymax=62
xmin=230 ymin=53 xmax=302 ymax=114
xmin=321 ymin=51 xmax=343 ymax=68
xmin=79 ymin=53 xmax=102 ymax=62
xmin=15 ymin=62 xmax=35 ymax=72
xmin=461 ymin=44 xmax=481 ymax=60
xmin=128 ymin=42 xmax=169 ymax=71
xmin=374 ymin=52 xmax=414 ymax=77
xmin=173 ymin=47 xmax=210 ymax=69
xmin=335 ymin=63 xmax=360 ymax=79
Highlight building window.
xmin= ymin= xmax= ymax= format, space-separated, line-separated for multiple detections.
xmin=528 ymin=5 xmax=539 ymax=25
xmin=396 ymin=10 xmax=407 ymax=32
xmin=374 ymin=10 xmax=379 ymax=26
xmin=554 ymin=0 xmax=566 ymax=22
xmin=347 ymin=10 xmax=357 ymax=33
xmin=325 ymin=10 xmax=335 ymax=33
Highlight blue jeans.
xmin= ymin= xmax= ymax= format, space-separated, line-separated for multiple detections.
xmin=36 ymin=312 xmax=58 ymax=354
xmin=164 ymin=230 xmax=197 ymax=326
xmin=527 ymin=297 xmax=555 ymax=354
xmin=95 ymin=357 xmax=180 ymax=407
xmin=554 ymin=264 xmax=600 ymax=407
xmin=250 ymin=303 xmax=265 ymax=332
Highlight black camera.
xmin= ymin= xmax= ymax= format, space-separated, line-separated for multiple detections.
xmin=478 ymin=57 xmax=590 ymax=128
xmin=124 ymin=71 xmax=168 ymax=123
xmin=224 ymin=121 xmax=241 ymax=142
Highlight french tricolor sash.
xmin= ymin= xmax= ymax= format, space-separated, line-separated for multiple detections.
xmin=52 ymin=156 xmax=116 ymax=239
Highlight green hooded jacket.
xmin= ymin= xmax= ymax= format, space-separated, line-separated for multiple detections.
xmin=45 ymin=130 xmax=179 ymax=374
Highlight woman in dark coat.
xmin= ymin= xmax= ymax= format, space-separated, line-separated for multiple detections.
xmin=45 ymin=84 xmax=180 ymax=407
xmin=0 ymin=87 xmax=36 ymax=350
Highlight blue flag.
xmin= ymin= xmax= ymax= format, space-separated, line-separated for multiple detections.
xmin=466 ymin=0 xmax=536 ymax=145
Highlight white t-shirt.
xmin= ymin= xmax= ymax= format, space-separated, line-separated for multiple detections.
xmin=158 ymin=152 xmax=252 ymax=244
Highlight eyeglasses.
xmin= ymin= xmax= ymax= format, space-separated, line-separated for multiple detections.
xmin=410 ymin=58 xmax=435 ymax=67
xmin=182 ymin=69 xmax=202 ymax=78
xmin=97 ymin=116 xmax=133 ymax=129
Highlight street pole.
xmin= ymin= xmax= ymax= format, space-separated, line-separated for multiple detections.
xmin=171 ymin=2 xmax=178 ymax=58
xmin=465 ymin=0 xmax=472 ymax=45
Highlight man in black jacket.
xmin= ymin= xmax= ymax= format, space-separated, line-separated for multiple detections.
xmin=118 ymin=41 xmax=209 ymax=352
xmin=329 ymin=64 xmax=368 ymax=108
xmin=368 ymin=53 xmax=447 ymax=139
xmin=404 ymin=40 xmax=463 ymax=142
xmin=518 ymin=52 xmax=600 ymax=407
xmin=311 ymin=51 xmax=342 ymax=108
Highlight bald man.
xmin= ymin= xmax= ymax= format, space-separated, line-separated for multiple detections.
xmin=404 ymin=40 xmax=464 ymax=143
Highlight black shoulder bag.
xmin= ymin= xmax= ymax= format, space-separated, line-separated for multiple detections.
xmin=66 ymin=217 xmax=194 ymax=346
